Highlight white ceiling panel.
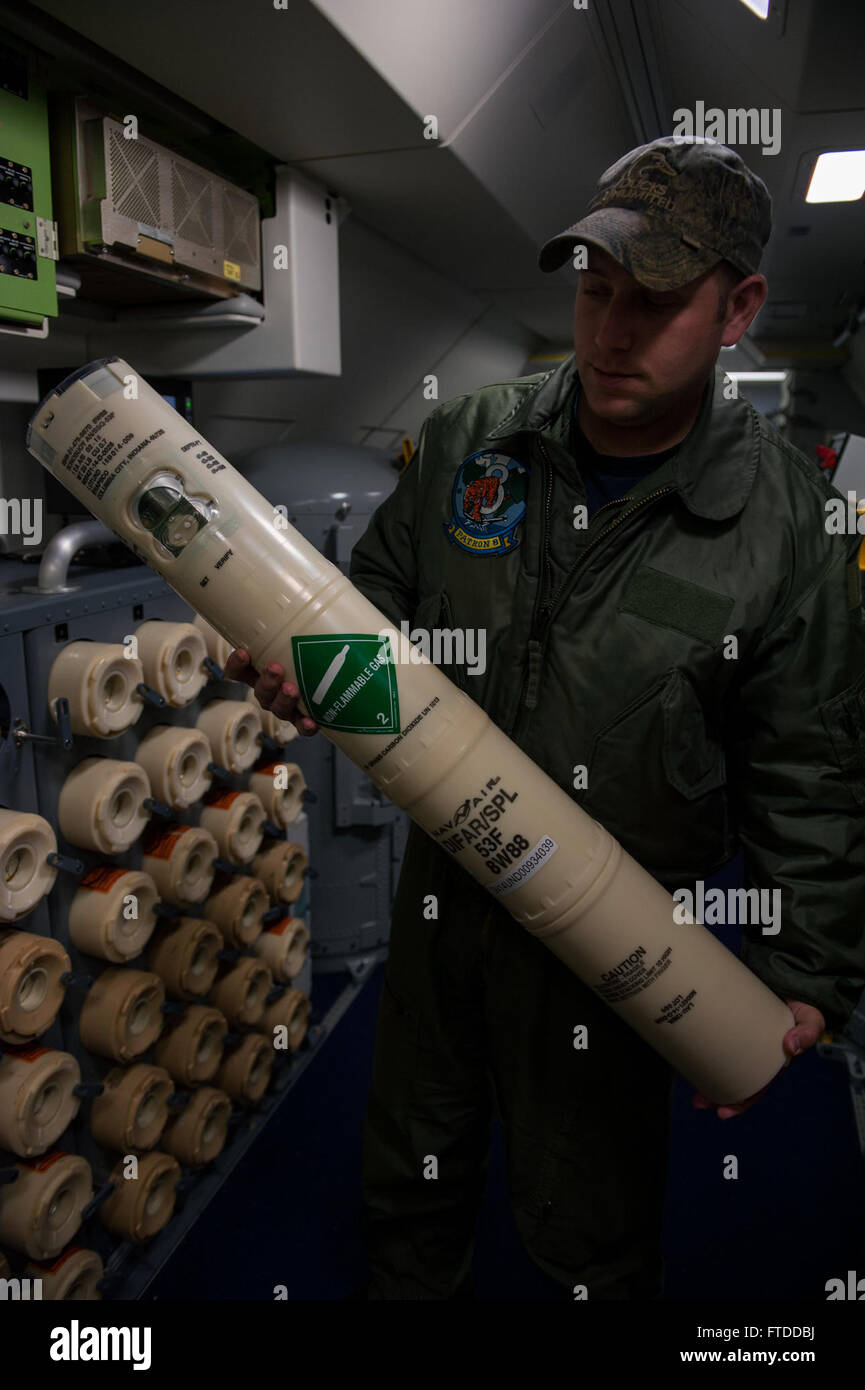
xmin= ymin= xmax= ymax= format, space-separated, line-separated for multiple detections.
xmin=24 ymin=0 xmax=865 ymax=359
xmin=32 ymin=0 xmax=423 ymax=160
xmin=314 ymin=0 xmax=569 ymax=140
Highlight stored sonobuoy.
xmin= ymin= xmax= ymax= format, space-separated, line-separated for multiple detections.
xmin=0 ymin=810 xmax=58 ymax=922
xmin=26 ymin=357 xmax=798 ymax=1102
xmin=47 ymin=641 xmax=143 ymax=738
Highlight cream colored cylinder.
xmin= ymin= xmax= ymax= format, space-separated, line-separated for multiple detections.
xmin=0 ymin=931 xmax=70 ymax=1045
xmin=26 ymin=1246 xmax=103 ymax=1300
xmin=140 ymin=822 xmax=218 ymax=905
xmin=100 ymin=1151 xmax=180 ymax=1242
xmin=153 ymin=1005 xmax=227 ymax=1085
xmin=27 ymin=357 xmax=798 ymax=1103
xmin=204 ymin=874 xmax=268 ymax=948
xmin=249 ymin=762 xmax=307 ymax=829
xmin=209 ymin=957 xmax=272 ymax=1028
xmin=0 ymin=810 xmax=58 ymax=922
xmin=245 ymin=687 xmax=298 ymax=746
xmin=68 ymin=866 xmax=158 ymax=962
xmin=57 ymin=757 xmax=151 ymax=854
xmin=194 ymin=612 xmax=233 ymax=668
xmin=199 ymin=789 xmax=265 ymax=863
xmin=146 ymin=917 xmax=222 ymax=1000
xmin=134 ymin=724 xmax=213 ymax=808
xmin=47 ymin=641 xmax=144 ymax=738
xmin=253 ymin=916 xmax=310 ymax=983
xmin=252 ymin=840 xmax=307 ymax=905
xmin=0 ymin=1047 xmax=81 ymax=1157
xmin=90 ymin=1063 xmax=173 ymax=1151
xmin=255 ymin=988 xmax=311 ymax=1054
xmin=78 ymin=968 xmax=165 ymax=1061
xmin=0 ymin=1152 xmax=92 ymax=1259
xmin=135 ymin=620 xmax=208 ymax=706
xmin=214 ymin=1033 xmax=273 ymax=1106
xmin=161 ymin=1086 xmax=232 ymax=1166
xmin=196 ymin=698 xmax=262 ymax=773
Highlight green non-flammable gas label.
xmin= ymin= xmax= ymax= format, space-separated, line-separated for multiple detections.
xmin=291 ymin=633 xmax=400 ymax=734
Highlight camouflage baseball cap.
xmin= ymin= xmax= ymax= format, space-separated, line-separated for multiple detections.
xmin=538 ymin=136 xmax=772 ymax=289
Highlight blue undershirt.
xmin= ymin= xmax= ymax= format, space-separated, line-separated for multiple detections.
xmin=571 ymin=394 xmax=680 ymax=518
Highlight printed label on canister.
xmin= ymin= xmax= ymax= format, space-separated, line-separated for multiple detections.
xmin=486 ymin=835 xmax=559 ymax=897
xmin=19 ymin=1149 xmax=67 ymax=1172
xmin=265 ymin=916 xmax=292 ymax=937
xmin=594 ymin=944 xmax=674 ymax=1006
xmin=203 ymin=789 xmax=242 ymax=810
xmin=1 ymin=1044 xmax=52 ymax=1063
xmin=291 ymin=633 xmax=399 ymax=734
xmin=30 ymin=1245 xmax=84 ymax=1274
xmin=79 ymin=866 xmax=130 ymax=893
xmin=142 ymin=824 xmax=190 ymax=861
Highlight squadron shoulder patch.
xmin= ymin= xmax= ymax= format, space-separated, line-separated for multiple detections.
xmin=444 ymin=450 xmax=528 ymax=554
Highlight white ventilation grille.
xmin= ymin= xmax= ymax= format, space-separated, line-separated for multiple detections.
xmin=107 ymin=128 xmax=161 ymax=227
xmin=95 ymin=117 xmax=261 ymax=291
xmin=222 ymin=186 xmax=258 ymax=265
xmin=171 ymin=161 xmax=214 ymax=248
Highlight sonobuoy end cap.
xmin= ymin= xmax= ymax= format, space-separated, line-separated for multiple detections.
xmin=26 ymin=358 xmax=125 ymax=453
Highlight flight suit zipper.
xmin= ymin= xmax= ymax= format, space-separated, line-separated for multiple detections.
xmin=513 ymin=436 xmax=675 ymax=731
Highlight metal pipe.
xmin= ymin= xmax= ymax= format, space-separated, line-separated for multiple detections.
xmin=32 ymin=520 xmax=117 ymax=594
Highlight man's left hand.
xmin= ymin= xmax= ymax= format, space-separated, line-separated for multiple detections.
xmin=692 ymin=999 xmax=826 ymax=1119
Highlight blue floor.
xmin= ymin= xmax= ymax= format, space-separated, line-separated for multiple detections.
xmin=148 ymin=953 xmax=865 ymax=1301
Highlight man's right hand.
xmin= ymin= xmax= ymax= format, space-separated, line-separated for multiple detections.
xmin=222 ymin=649 xmax=319 ymax=737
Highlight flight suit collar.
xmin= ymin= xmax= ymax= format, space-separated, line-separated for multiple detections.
xmin=484 ymin=353 xmax=758 ymax=521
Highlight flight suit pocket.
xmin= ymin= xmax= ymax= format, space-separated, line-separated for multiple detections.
xmin=820 ymin=669 xmax=865 ymax=806
xmin=437 ymin=591 xmax=468 ymax=692
xmin=410 ymin=590 xmax=467 ymax=690
xmin=586 ymin=667 xmax=730 ymax=875
xmin=585 ymin=670 xmax=674 ymax=864
xmin=661 ymin=668 xmax=726 ymax=799
xmin=410 ymin=591 xmax=441 ymax=635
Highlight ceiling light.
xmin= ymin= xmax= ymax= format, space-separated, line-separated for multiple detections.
xmin=738 ymin=0 xmax=770 ymax=16
xmin=725 ymin=372 xmax=788 ymax=382
xmin=806 ymin=150 xmax=865 ymax=203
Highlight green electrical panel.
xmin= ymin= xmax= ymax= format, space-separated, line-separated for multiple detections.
xmin=0 ymin=43 xmax=58 ymax=326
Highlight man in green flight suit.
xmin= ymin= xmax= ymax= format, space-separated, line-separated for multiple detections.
xmin=226 ymin=137 xmax=865 ymax=1300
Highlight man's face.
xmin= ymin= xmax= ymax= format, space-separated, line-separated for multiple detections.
xmin=572 ymin=246 xmax=728 ymax=430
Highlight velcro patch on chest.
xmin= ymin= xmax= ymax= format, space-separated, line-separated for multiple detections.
xmin=618 ymin=565 xmax=734 ymax=646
